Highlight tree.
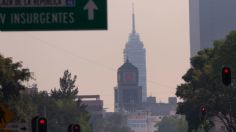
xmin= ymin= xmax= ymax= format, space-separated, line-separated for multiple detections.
xmin=176 ymin=31 xmax=236 ymax=132
xmin=50 ymin=70 xmax=91 ymax=132
xmin=47 ymin=98 xmax=91 ymax=132
xmin=0 ymin=56 xmax=91 ymax=131
xmin=51 ymin=70 xmax=78 ymax=100
xmin=7 ymin=93 xmax=37 ymax=122
xmin=93 ymin=112 xmax=134 ymax=132
xmin=0 ymin=54 xmax=32 ymax=124
xmin=155 ymin=115 xmax=188 ymax=132
xmin=15 ymin=90 xmax=92 ymax=132
xmin=0 ymin=54 xmax=32 ymax=101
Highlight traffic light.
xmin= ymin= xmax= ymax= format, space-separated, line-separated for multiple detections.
xmin=200 ymin=106 xmax=207 ymax=121
xmin=222 ymin=67 xmax=231 ymax=86
xmin=68 ymin=124 xmax=81 ymax=132
xmin=32 ymin=116 xmax=47 ymax=132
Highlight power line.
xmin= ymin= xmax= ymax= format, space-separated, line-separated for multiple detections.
xmin=11 ymin=33 xmax=178 ymax=90
xmin=23 ymin=33 xmax=116 ymax=71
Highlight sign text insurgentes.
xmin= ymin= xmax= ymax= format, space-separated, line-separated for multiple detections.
xmin=1 ymin=12 xmax=75 ymax=25
xmin=0 ymin=0 xmax=107 ymax=31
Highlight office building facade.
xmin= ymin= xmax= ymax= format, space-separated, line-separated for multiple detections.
xmin=189 ymin=0 xmax=236 ymax=57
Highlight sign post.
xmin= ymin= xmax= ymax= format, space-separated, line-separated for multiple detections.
xmin=0 ymin=0 xmax=107 ymax=31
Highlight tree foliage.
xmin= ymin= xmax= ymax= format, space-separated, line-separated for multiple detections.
xmin=0 ymin=55 xmax=91 ymax=131
xmin=47 ymin=98 xmax=91 ymax=132
xmin=51 ymin=70 xmax=78 ymax=100
xmin=155 ymin=115 xmax=188 ymax=132
xmin=176 ymin=31 xmax=236 ymax=132
xmin=47 ymin=70 xmax=91 ymax=131
xmin=7 ymin=93 xmax=37 ymax=122
xmin=9 ymin=91 xmax=92 ymax=132
xmin=94 ymin=112 xmax=134 ymax=132
xmin=0 ymin=54 xmax=32 ymax=101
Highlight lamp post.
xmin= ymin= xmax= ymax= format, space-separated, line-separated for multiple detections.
xmin=146 ymin=111 xmax=150 ymax=132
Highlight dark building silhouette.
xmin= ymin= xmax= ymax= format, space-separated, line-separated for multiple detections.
xmin=78 ymin=95 xmax=103 ymax=130
xmin=114 ymin=60 xmax=142 ymax=112
xmin=78 ymin=95 xmax=103 ymax=112
xmin=144 ymin=96 xmax=177 ymax=116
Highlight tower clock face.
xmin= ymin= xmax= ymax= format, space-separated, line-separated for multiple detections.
xmin=125 ymin=72 xmax=134 ymax=82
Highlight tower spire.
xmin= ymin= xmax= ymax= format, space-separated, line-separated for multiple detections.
xmin=132 ymin=3 xmax=136 ymax=34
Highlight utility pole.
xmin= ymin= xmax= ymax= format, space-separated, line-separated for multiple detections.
xmin=146 ymin=111 xmax=150 ymax=132
xmin=44 ymin=106 xmax=47 ymax=118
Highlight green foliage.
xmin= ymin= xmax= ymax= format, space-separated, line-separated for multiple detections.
xmin=51 ymin=70 xmax=78 ymax=100
xmin=155 ymin=115 xmax=188 ymax=132
xmin=0 ymin=54 xmax=91 ymax=131
xmin=7 ymin=93 xmax=37 ymax=122
xmin=93 ymin=112 xmax=134 ymax=132
xmin=176 ymin=31 xmax=236 ymax=132
xmin=47 ymin=98 xmax=91 ymax=132
xmin=8 ymin=88 xmax=92 ymax=132
xmin=0 ymin=54 xmax=32 ymax=101
xmin=48 ymin=69 xmax=91 ymax=131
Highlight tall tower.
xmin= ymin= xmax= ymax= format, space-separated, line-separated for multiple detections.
xmin=189 ymin=0 xmax=236 ymax=57
xmin=123 ymin=6 xmax=147 ymax=102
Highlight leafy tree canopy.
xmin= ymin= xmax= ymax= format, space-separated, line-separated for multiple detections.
xmin=155 ymin=115 xmax=188 ymax=132
xmin=51 ymin=70 xmax=78 ymax=100
xmin=0 ymin=54 xmax=32 ymax=101
xmin=94 ymin=112 xmax=134 ymax=132
xmin=176 ymin=31 xmax=236 ymax=132
xmin=0 ymin=54 xmax=91 ymax=131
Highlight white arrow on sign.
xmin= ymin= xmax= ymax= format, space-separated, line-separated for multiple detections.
xmin=83 ymin=0 xmax=98 ymax=20
xmin=6 ymin=123 xmax=28 ymax=132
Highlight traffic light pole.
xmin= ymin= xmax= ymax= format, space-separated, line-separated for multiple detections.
xmin=223 ymin=74 xmax=236 ymax=132
xmin=199 ymin=106 xmax=210 ymax=132
xmin=226 ymin=98 xmax=236 ymax=132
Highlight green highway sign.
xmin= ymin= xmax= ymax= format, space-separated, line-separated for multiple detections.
xmin=0 ymin=0 xmax=107 ymax=31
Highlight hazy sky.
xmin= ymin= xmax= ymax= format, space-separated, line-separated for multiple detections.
xmin=0 ymin=0 xmax=189 ymax=111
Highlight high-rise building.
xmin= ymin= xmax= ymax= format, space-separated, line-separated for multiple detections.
xmin=114 ymin=60 xmax=142 ymax=112
xmin=124 ymin=9 xmax=147 ymax=102
xmin=189 ymin=0 xmax=236 ymax=57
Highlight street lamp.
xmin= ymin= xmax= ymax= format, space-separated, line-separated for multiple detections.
xmin=146 ymin=111 xmax=150 ymax=132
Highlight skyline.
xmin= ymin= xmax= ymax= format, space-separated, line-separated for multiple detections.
xmin=0 ymin=0 xmax=190 ymax=111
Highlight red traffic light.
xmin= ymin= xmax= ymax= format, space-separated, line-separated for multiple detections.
xmin=200 ymin=106 xmax=207 ymax=116
xmin=73 ymin=124 xmax=80 ymax=129
xmin=68 ymin=124 xmax=81 ymax=132
xmin=39 ymin=119 xmax=46 ymax=125
xmin=201 ymin=107 xmax=206 ymax=112
xmin=73 ymin=124 xmax=80 ymax=132
xmin=200 ymin=106 xmax=207 ymax=121
xmin=224 ymin=68 xmax=230 ymax=74
xmin=222 ymin=67 xmax=231 ymax=86
xmin=32 ymin=116 xmax=47 ymax=132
